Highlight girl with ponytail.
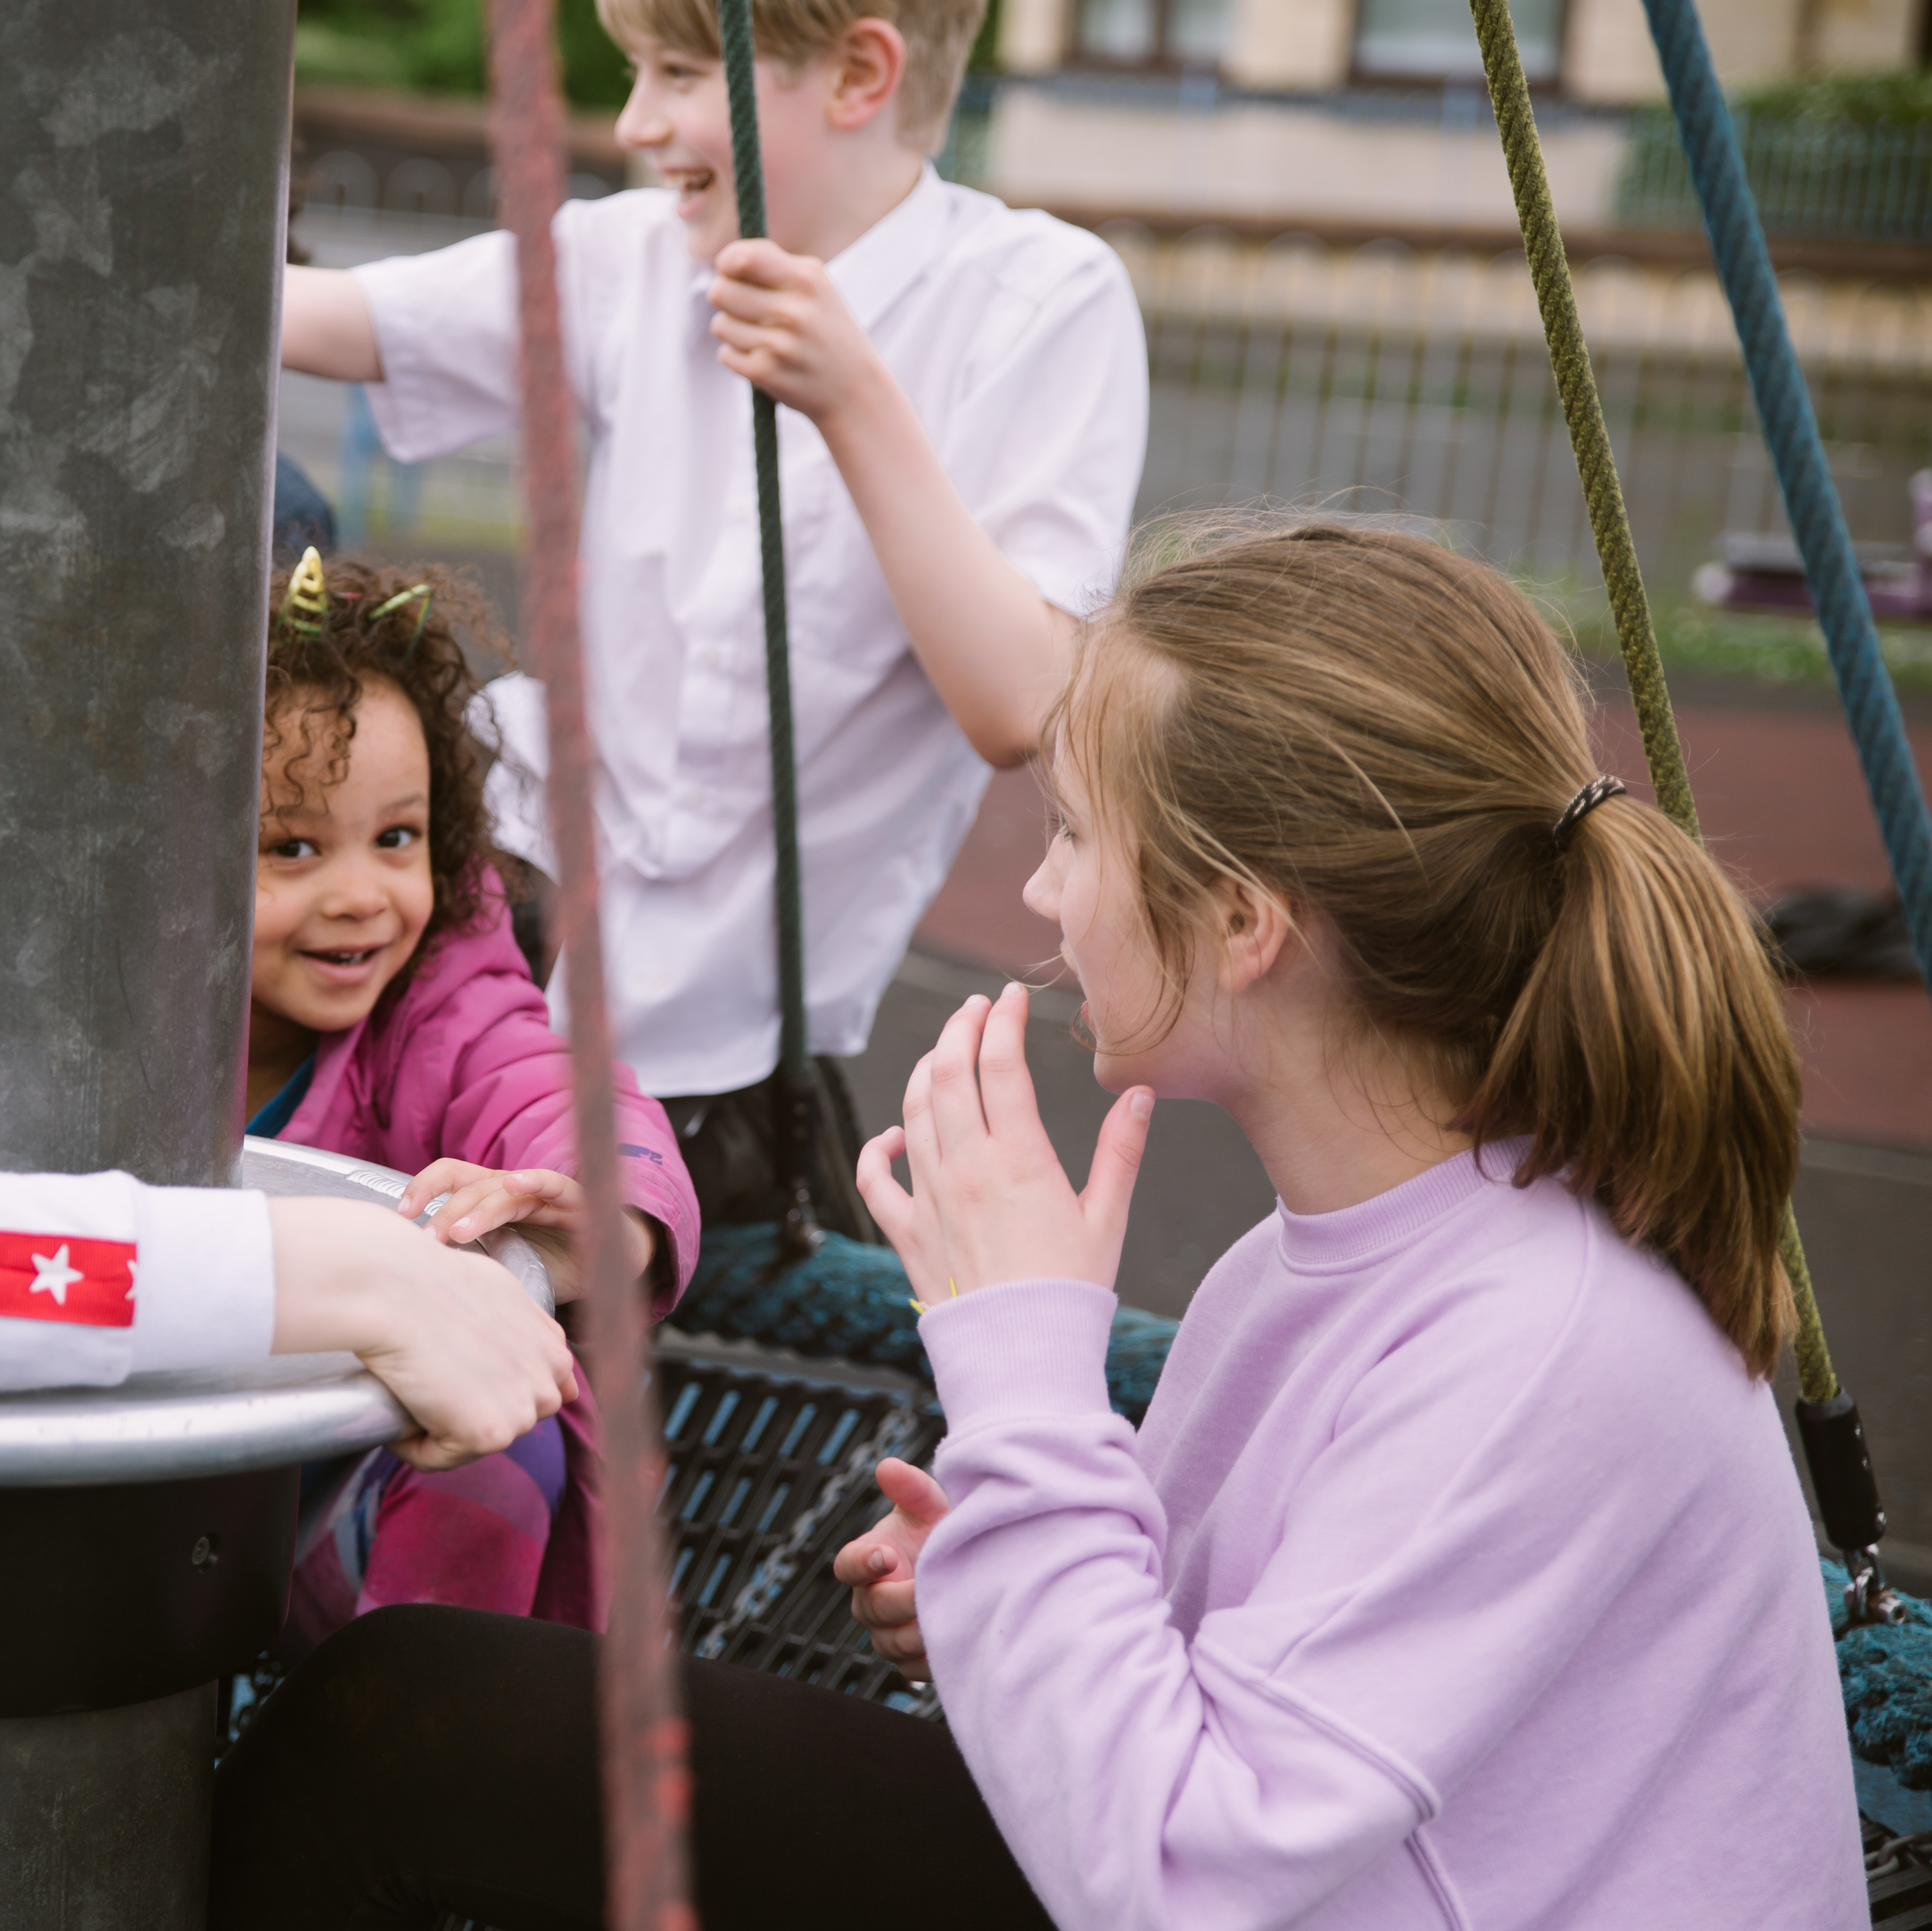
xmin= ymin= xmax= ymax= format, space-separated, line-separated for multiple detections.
xmin=839 ymin=520 xmax=1864 ymax=1929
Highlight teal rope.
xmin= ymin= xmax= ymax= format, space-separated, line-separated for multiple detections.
xmin=717 ymin=0 xmax=810 ymax=1098
xmin=1640 ymin=0 xmax=1932 ymax=999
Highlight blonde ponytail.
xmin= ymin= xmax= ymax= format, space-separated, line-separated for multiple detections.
xmin=1059 ymin=519 xmax=1799 ymax=1375
xmin=1471 ymin=796 xmax=1797 ymax=1374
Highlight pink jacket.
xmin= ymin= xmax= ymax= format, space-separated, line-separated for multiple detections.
xmin=276 ymin=882 xmax=701 ymax=1632
xmin=283 ymin=889 xmax=699 ymax=1307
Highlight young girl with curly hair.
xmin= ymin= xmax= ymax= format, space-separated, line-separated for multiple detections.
xmin=249 ymin=552 xmax=699 ymax=1644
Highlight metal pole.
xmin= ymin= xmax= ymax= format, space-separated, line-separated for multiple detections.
xmin=485 ymin=2 xmax=692 ymax=1925
xmin=0 ymin=0 xmax=292 ymax=1184
xmin=0 ymin=2 xmax=297 ymax=1920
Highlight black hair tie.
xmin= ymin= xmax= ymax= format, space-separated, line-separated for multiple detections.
xmin=1552 ymin=776 xmax=1626 ymax=850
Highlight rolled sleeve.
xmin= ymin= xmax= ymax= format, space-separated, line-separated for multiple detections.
xmin=130 ymin=1186 xmax=276 ymax=1375
xmin=354 ymin=229 xmax=523 ymax=463
xmin=0 ymin=1173 xmax=274 ymax=1390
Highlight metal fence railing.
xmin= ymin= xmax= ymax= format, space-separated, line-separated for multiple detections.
xmin=1617 ymin=108 xmax=1932 ymax=245
xmin=282 ymin=205 xmax=1932 ymax=618
xmin=1114 ymin=227 xmax=1932 ymax=611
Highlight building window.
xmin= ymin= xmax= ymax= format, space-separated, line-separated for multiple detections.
xmin=1354 ymin=0 xmax=1565 ymax=83
xmin=1074 ymin=0 xmax=1233 ymax=69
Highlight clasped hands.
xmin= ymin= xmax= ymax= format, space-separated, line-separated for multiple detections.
xmin=833 ymin=982 xmax=1155 ymax=1680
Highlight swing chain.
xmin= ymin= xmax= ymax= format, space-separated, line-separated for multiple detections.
xmin=1844 ymin=1546 xmax=1905 ymax=1629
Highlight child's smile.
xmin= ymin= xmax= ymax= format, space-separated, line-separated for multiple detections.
xmin=250 ymin=678 xmax=436 ymax=1097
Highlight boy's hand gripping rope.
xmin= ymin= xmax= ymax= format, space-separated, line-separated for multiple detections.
xmin=487 ymin=0 xmax=696 ymax=1919
xmin=1468 ymin=0 xmax=1899 ymax=1621
xmin=717 ymin=0 xmax=824 ymax=1262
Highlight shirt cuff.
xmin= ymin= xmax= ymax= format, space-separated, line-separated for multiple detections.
xmin=130 ymin=1187 xmax=277 ymax=1375
xmin=919 ymin=1278 xmax=1116 ymax=1427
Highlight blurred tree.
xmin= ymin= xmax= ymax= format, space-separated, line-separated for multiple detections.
xmin=295 ymin=0 xmax=632 ymax=106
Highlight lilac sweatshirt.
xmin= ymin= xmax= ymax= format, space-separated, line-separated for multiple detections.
xmin=916 ymin=1145 xmax=1864 ymax=1930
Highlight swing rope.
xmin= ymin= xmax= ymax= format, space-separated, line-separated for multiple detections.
xmin=1466 ymin=0 xmax=1838 ymax=1409
xmin=718 ymin=0 xmax=822 ymax=1254
xmin=1640 ymin=0 xmax=1932 ymax=993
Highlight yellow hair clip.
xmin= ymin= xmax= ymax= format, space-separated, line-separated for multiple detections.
xmin=278 ymin=546 xmax=328 ymax=638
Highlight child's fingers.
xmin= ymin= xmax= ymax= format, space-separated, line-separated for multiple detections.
xmin=1078 ymin=1086 xmax=1155 ymax=1267
xmin=849 ymin=1577 xmax=918 ymax=1631
xmin=399 ymin=1157 xmax=490 ymax=1218
xmin=832 ymin=1530 xmax=905 ymax=1590
xmin=874 ymin=1456 xmax=951 ymax=1530
xmin=708 ymin=310 xmax=780 ymax=357
xmin=898 ymin=1054 xmax=942 ymax=1192
xmin=926 ymin=996 xmax=994 ymax=1156
xmin=706 ymin=276 xmax=798 ymax=328
xmin=854 ymin=1129 xmax=915 ymax=1245
xmin=502 ymin=1170 xmax=578 ymax=1207
xmin=426 ymin=1178 xmax=505 ymax=1239
xmin=713 ymin=237 xmax=814 ymax=289
xmin=442 ymin=1181 xmax=545 ymax=1244
xmin=869 ymin=1623 xmax=931 ymax=1680
xmin=973 ymin=982 xmax=1050 ymax=1147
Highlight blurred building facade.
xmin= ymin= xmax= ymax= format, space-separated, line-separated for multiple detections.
xmin=980 ymin=0 xmax=1931 ymax=229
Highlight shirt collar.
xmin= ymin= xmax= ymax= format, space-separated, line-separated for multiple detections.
xmin=686 ymin=162 xmax=950 ymax=332
xmin=824 ymin=163 xmax=950 ymax=330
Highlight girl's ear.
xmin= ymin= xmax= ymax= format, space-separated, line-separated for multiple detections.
xmin=1216 ymin=880 xmax=1292 ymax=996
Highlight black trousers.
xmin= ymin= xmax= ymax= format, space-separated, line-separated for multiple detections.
xmin=210 ymin=1605 xmax=1054 ymax=1930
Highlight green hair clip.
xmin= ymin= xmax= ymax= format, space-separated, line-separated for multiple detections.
xmin=277 ymin=546 xmax=329 ymax=639
xmin=369 ymin=581 xmax=435 ymax=662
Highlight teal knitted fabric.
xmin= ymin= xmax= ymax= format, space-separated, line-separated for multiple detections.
xmin=670 ymin=1224 xmax=1180 ymax=1426
xmin=1824 ymin=1557 xmax=1932 ymax=1789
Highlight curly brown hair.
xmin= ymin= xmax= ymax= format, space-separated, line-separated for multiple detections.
xmin=262 ymin=555 xmax=523 ymax=990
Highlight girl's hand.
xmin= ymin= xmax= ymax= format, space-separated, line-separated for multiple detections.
xmin=831 ymin=1458 xmax=951 ymax=1684
xmin=707 ymin=239 xmax=889 ymax=433
xmin=268 ymin=1198 xmax=577 ymax=1472
xmin=856 ymin=983 xmax=1155 ymax=1298
xmin=398 ymin=1159 xmax=657 ymax=1299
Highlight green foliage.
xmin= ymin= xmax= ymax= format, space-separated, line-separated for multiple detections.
xmin=295 ymin=0 xmax=632 ymax=105
xmin=1572 ymin=596 xmax=1932 ymax=695
xmin=1613 ymin=70 xmax=1932 ymax=243
xmin=968 ymin=0 xmax=1002 ymax=72
xmin=1731 ymin=68 xmax=1932 ymax=130
xmin=558 ymin=0 xmax=634 ymax=105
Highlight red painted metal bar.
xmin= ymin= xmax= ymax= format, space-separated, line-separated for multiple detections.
xmin=485 ymin=2 xmax=692 ymax=1924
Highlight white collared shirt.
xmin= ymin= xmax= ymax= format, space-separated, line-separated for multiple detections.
xmin=354 ymin=168 xmax=1147 ymax=1095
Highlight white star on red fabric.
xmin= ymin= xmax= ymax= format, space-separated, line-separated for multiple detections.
xmin=30 ymin=1244 xmax=85 ymax=1306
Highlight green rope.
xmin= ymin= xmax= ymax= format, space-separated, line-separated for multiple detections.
xmin=718 ymin=0 xmax=811 ymax=1101
xmin=1469 ymin=0 xmax=1836 ymax=1403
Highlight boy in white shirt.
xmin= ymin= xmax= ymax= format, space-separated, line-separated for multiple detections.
xmin=280 ymin=0 xmax=1148 ymax=1230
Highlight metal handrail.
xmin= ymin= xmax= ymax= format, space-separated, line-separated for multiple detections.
xmin=0 ymin=1139 xmax=554 ymax=1487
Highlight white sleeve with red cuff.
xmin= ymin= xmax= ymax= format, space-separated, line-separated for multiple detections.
xmin=0 ymin=1173 xmax=275 ymax=1393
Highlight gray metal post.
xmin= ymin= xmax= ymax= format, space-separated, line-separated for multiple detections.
xmin=0 ymin=2 xmax=297 ymax=1921
xmin=0 ymin=0 xmax=294 ymax=1182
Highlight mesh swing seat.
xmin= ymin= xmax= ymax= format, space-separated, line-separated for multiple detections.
xmin=653 ymin=1329 xmax=944 ymax=1710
